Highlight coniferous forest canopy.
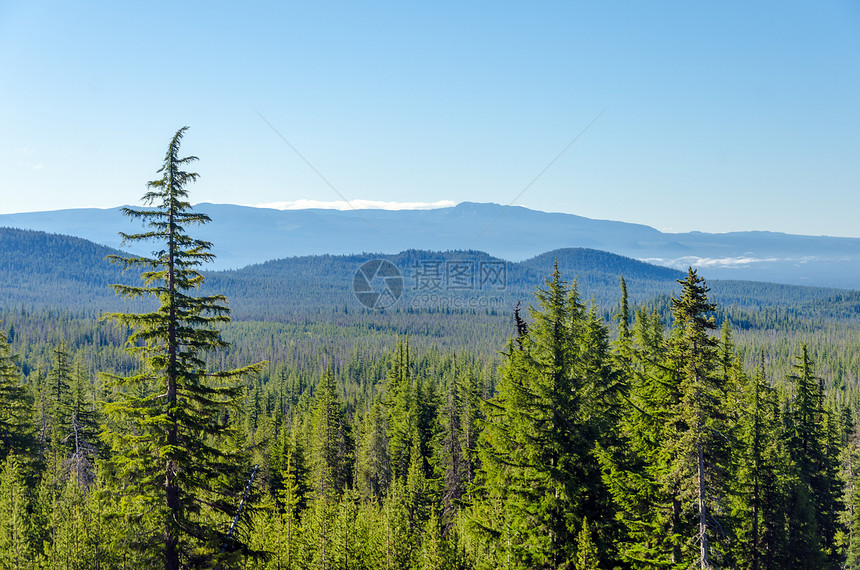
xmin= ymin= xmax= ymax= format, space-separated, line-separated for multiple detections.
xmin=3 ymin=129 xmax=860 ymax=568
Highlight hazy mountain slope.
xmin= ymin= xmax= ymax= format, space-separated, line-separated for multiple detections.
xmin=1 ymin=202 xmax=858 ymax=287
xmin=0 ymin=228 xmax=851 ymax=326
xmin=0 ymin=227 xmax=141 ymax=310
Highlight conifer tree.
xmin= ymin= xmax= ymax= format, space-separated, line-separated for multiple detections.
xmin=597 ymin=306 xmax=679 ymax=565
xmin=66 ymin=362 xmax=100 ymax=487
xmin=309 ymin=369 xmax=353 ymax=499
xmin=845 ymin=423 xmax=860 ymax=570
xmin=47 ymin=343 xmax=72 ymax=442
xmin=0 ymin=452 xmax=33 ymax=567
xmin=574 ymin=517 xmax=600 ymax=570
xmin=102 ymin=127 xmax=264 ymax=568
xmin=420 ymin=506 xmax=445 ymax=570
xmin=730 ymin=354 xmax=795 ymax=570
xmin=666 ymin=268 xmax=726 ymax=568
xmin=599 ymin=270 xmax=729 ymax=568
xmin=387 ymin=340 xmax=415 ymax=479
xmin=469 ymin=264 xmax=613 ymax=568
xmin=406 ymin=433 xmax=433 ymax=528
xmin=0 ymin=328 xmax=34 ymax=461
xmin=785 ymin=345 xmax=842 ymax=566
xmin=382 ymin=477 xmax=416 ymax=569
xmin=439 ymin=371 xmax=467 ymax=531
xmin=616 ymin=276 xmax=631 ymax=348
xmin=279 ymin=453 xmax=304 ymax=567
xmin=355 ymin=397 xmax=391 ymax=500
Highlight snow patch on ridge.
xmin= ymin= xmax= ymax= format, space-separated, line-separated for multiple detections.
xmin=249 ymin=199 xmax=458 ymax=211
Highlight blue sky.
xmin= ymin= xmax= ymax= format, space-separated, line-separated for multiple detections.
xmin=1 ymin=1 xmax=858 ymax=236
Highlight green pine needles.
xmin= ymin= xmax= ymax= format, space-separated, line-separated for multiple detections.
xmin=102 ymin=127 xmax=265 ymax=569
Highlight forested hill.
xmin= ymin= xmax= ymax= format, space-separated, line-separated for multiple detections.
xmin=1 ymin=227 xmax=855 ymax=322
xmin=4 ymin=202 xmax=860 ymax=288
xmin=0 ymin=227 xmax=142 ymax=311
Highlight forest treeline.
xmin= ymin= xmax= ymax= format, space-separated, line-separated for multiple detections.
xmin=2 ymin=266 xmax=860 ymax=568
xmin=2 ymin=127 xmax=860 ymax=569
xmin=3 ymin=225 xmax=856 ymax=324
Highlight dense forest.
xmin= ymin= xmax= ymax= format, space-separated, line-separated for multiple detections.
xmin=2 ymin=129 xmax=860 ymax=569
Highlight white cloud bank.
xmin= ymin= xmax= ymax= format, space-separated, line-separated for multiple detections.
xmin=640 ymin=255 xmax=818 ymax=269
xmin=250 ymin=199 xmax=458 ymax=211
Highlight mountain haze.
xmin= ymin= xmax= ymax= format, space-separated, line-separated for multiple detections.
xmin=1 ymin=202 xmax=857 ymax=288
xmin=1 ymin=228 xmax=854 ymax=327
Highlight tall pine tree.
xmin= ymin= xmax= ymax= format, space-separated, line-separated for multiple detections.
xmin=102 ymin=127 xmax=264 ymax=568
xmin=666 ymin=268 xmax=727 ymax=568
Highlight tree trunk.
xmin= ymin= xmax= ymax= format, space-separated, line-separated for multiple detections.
xmin=698 ymin=444 xmax=710 ymax=569
xmin=672 ymin=496 xmax=681 ymax=565
xmin=165 ymin=194 xmax=180 ymax=570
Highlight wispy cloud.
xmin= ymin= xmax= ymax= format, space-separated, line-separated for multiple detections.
xmin=640 ymin=255 xmax=812 ymax=269
xmin=250 ymin=199 xmax=459 ymax=211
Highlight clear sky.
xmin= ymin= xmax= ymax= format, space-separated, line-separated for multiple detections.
xmin=1 ymin=1 xmax=858 ymax=236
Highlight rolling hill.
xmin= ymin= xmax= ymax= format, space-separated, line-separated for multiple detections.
xmin=1 ymin=202 xmax=858 ymax=288
xmin=0 ymin=228 xmax=854 ymax=327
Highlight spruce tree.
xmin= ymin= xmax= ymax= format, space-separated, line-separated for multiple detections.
xmin=66 ymin=362 xmax=100 ymax=487
xmin=387 ymin=339 xmax=415 ymax=479
xmin=0 ymin=452 xmax=33 ymax=567
xmin=469 ymin=264 xmax=614 ymax=568
xmin=730 ymin=354 xmax=795 ymax=570
xmin=102 ymin=127 xmax=264 ymax=568
xmin=845 ymin=422 xmax=860 ymax=570
xmin=575 ymin=517 xmax=600 ymax=570
xmin=597 ymin=306 xmax=679 ymax=566
xmin=0 ymin=328 xmax=34 ymax=461
xmin=47 ymin=343 xmax=73 ymax=444
xmin=309 ymin=369 xmax=353 ymax=500
xmin=439 ymin=371 xmax=467 ymax=532
xmin=666 ymin=268 xmax=726 ymax=568
xmin=355 ymin=397 xmax=391 ymax=501
xmin=785 ymin=345 xmax=841 ymax=566
xmin=599 ymin=269 xmax=729 ymax=568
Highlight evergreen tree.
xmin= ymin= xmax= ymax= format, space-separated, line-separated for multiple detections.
xmin=279 ymin=453 xmax=304 ymax=568
xmin=387 ymin=340 xmax=415 ymax=479
xmin=102 ymin=127 xmax=264 ymax=568
xmin=730 ymin=354 xmax=794 ymax=570
xmin=469 ymin=265 xmax=613 ymax=568
xmin=406 ymin=432 xmax=433 ymax=528
xmin=309 ymin=369 xmax=353 ymax=499
xmin=597 ymin=306 xmax=679 ymax=566
xmin=329 ymin=489 xmax=360 ymax=569
xmin=65 ymin=361 xmax=100 ymax=487
xmin=574 ymin=517 xmax=600 ymax=570
xmin=382 ymin=477 xmax=416 ymax=569
xmin=47 ymin=343 xmax=73 ymax=446
xmin=845 ymin=423 xmax=860 ymax=570
xmin=355 ymin=397 xmax=391 ymax=501
xmin=599 ymin=269 xmax=729 ymax=568
xmin=666 ymin=268 xmax=727 ymax=568
xmin=785 ymin=345 xmax=842 ymax=567
xmin=616 ymin=276 xmax=631 ymax=348
xmin=0 ymin=328 xmax=34 ymax=461
xmin=439 ymin=371 xmax=467 ymax=532
xmin=0 ymin=452 xmax=33 ymax=568
xmin=419 ymin=506 xmax=445 ymax=570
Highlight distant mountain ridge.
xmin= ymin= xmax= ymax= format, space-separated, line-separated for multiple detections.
xmin=0 ymin=228 xmax=853 ymax=325
xmin=1 ymin=202 xmax=858 ymax=288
